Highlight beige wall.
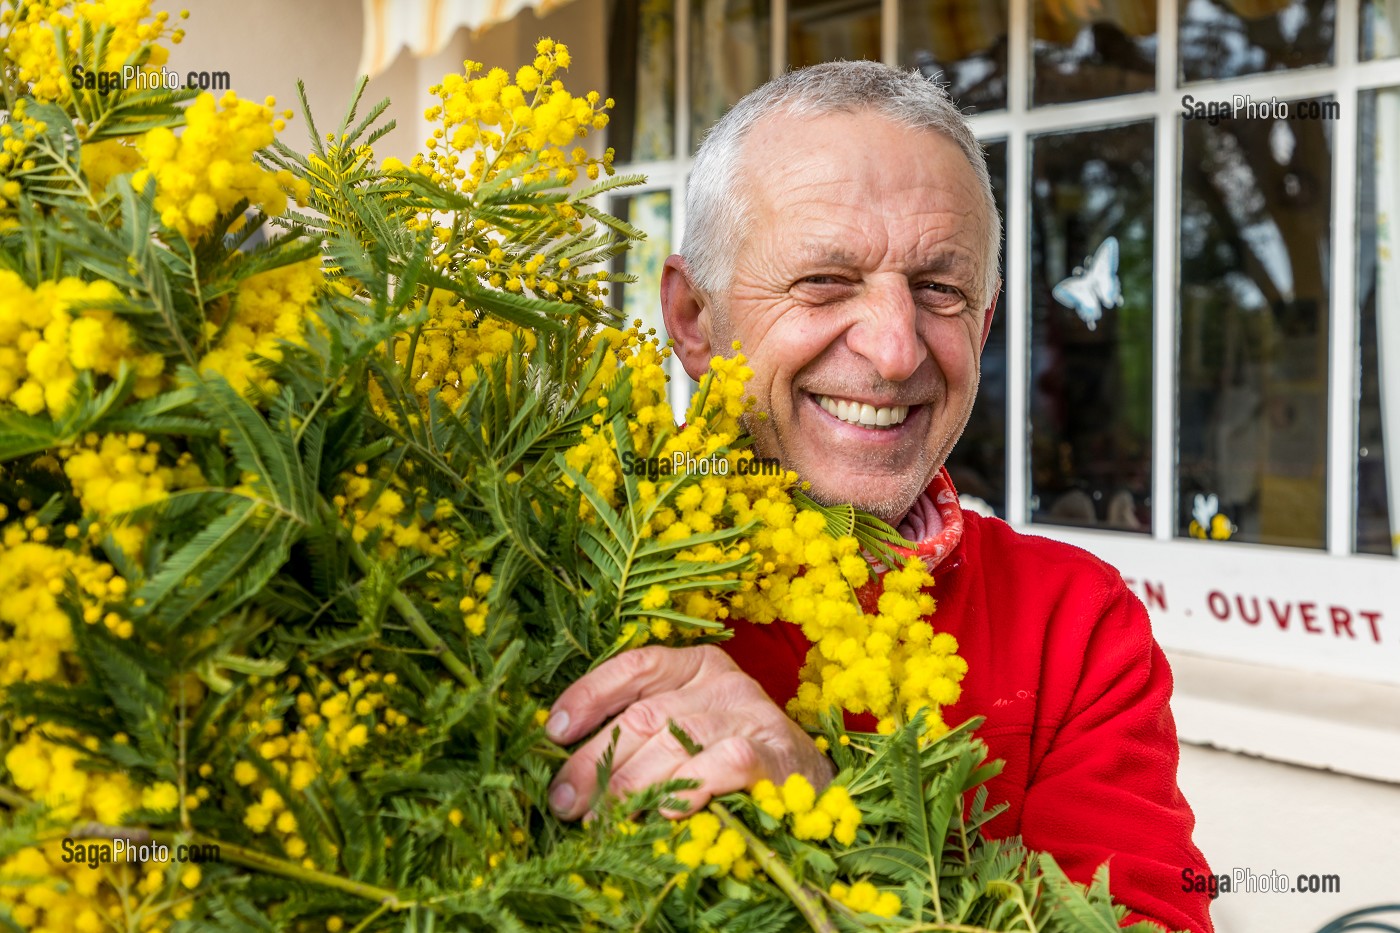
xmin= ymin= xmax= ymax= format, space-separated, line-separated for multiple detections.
xmin=170 ymin=0 xmax=607 ymax=166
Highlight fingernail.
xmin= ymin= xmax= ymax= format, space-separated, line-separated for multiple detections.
xmin=545 ymin=710 xmax=570 ymax=742
xmin=550 ymin=781 xmax=576 ymax=815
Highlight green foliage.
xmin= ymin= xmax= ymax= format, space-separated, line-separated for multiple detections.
xmin=0 ymin=31 xmax=1180 ymax=933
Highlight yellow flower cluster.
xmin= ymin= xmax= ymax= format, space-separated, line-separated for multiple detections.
xmin=751 ymin=775 xmax=861 ymax=845
xmin=0 ymin=731 xmax=194 ymax=931
xmin=79 ymin=136 xmax=146 ymax=193
xmin=670 ymin=812 xmax=752 ymax=878
xmin=458 ymin=563 xmax=493 ymax=636
xmin=829 ymin=880 xmax=901 ymax=918
xmin=134 ymin=91 xmax=309 ymax=240
xmin=0 ymin=520 xmax=130 ymax=683
xmin=1 ymin=0 xmax=186 ymax=104
xmin=0 ymin=99 xmax=44 ymax=222
xmin=197 ymin=258 xmax=322 ymax=397
xmin=332 ymin=463 xmax=451 ymax=559
xmin=789 ymin=558 xmax=966 ymax=737
xmin=418 ymin=39 xmax=612 ymax=195
xmin=62 ymin=432 xmax=201 ymax=556
xmin=388 ymin=290 xmax=537 ymax=411
xmin=226 ymin=663 xmax=412 ymax=868
xmin=0 ymin=272 xmax=165 ymax=417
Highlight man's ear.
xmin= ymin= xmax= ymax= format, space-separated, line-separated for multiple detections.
xmin=980 ymin=282 xmax=1002 ymax=352
xmin=661 ymin=254 xmax=717 ymax=380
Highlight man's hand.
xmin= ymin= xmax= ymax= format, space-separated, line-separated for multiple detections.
xmin=545 ymin=644 xmax=835 ymax=820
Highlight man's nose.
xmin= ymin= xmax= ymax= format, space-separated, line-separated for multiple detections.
xmin=844 ymin=279 xmax=927 ymax=383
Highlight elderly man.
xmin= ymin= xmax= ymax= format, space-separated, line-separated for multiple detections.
xmin=545 ymin=62 xmax=1213 ymax=932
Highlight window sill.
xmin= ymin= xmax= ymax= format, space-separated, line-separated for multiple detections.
xmin=1167 ymin=650 xmax=1400 ymax=784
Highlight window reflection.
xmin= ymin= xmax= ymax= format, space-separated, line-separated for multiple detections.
xmin=690 ymin=0 xmax=771 ymax=153
xmin=1030 ymin=122 xmax=1155 ymax=533
xmin=609 ymin=192 xmax=672 ymax=338
xmin=1033 ymin=0 xmax=1156 ymax=106
xmin=899 ymin=0 xmax=1009 ymax=114
xmin=1357 ymin=87 xmax=1400 ymax=555
xmin=608 ymin=0 xmax=674 ymax=163
xmin=788 ymin=0 xmax=881 ymax=70
xmin=1362 ymin=0 xmax=1400 ymax=60
xmin=946 ymin=139 xmax=1007 ymax=517
xmin=1179 ymin=101 xmax=1333 ymax=548
xmin=1180 ymin=0 xmax=1335 ymax=83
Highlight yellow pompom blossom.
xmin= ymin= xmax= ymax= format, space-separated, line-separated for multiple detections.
xmin=332 ymin=463 xmax=453 ymax=559
xmin=197 ymin=258 xmax=323 ymax=397
xmin=61 ymin=431 xmax=201 ymax=556
xmin=829 ymin=880 xmax=902 ymax=918
xmin=79 ymin=136 xmax=146 ymax=193
xmin=0 ymin=730 xmax=178 ymax=932
xmin=0 ymin=271 xmax=165 ymax=417
xmin=380 ymin=289 xmax=538 ymax=413
xmin=418 ymin=41 xmax=612 ymax=197
xmin=0 ymin=522 xmax=131 ymax=683
xmin=134 ymin=90 xmax=310 ymax=240
xmin=751 ymin=775 xmax=862 ymax=846
xmin=671 ymin=812 xmax=752 ymax=879
xmin=1 ymin=0 xmax=185 ymax=105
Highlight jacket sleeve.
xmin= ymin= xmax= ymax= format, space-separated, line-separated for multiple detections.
xmin=1018 ymin=571 xmax=1215 ymax=933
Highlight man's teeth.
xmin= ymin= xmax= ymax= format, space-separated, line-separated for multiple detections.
xmin=816 ymin=395 xmax=910 ymax=428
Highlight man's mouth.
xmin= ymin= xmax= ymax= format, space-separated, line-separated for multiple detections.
xmin=813 ymin=393 xmax=911 ymax=429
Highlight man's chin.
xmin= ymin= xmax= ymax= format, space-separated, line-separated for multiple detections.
xmin=799 ymin=471 xmax=930 ymax=528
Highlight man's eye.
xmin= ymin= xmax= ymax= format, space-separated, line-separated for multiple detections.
xmin=801 ymin=275 xmax=840 ymax=286
xmin=917 ymin=282 xmax=967 ymax=312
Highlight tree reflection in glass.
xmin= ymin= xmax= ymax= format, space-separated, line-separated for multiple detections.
xmin=1032 ymin=0 xmax=1157 ymax=106
xmin=1178 ymin=102 xmax=1333 ymax=548
xmin=901 ymin=0 xmax=1009 ymax=114
xmin=946 ymin=140 xmax=1007 ymax=516
xmin=1180 ymin=0 xmax=1335 ymax=83
xmin=1029 ymin=122 xmax=1155 ymax=533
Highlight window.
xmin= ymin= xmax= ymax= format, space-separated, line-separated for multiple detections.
xmin=605 ymin=0 xmax=1400 ymax=560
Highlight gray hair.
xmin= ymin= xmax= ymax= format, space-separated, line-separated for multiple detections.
xmin=681 ymin=61 xmax=1001 ymax=309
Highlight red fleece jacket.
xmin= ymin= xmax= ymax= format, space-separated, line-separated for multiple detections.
xmin=721 ymin=508 xmax=1215 ymax=933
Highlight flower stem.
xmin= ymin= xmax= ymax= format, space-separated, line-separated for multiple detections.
xmin=328 ymin=500 xmax=480 ymax=691
xmin=710 ymin=802 xmax=836 ymax=933
xmin=147 ymin=830 xmax=411 ymax=908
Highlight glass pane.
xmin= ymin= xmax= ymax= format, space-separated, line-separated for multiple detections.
xmin=690 ymin=0 xmax=772 ymax=153
xmin=946 ymin=139 xmax=1007 ymax=516
xmin=1029 ymin=122 xmax=1155 ymax=532
xmin=610 ymin=192 xmax=672 ymax=337
xmin=899 ymin=0 xmax=1009 ymax=114
xmin=1362 ymin=0 xmax=1400 ymax=60
xmin=1357 ymin=87 xmax=1400 ymax=555
xmin=607 ymin=0 xmax=675 ymax=162
xmin=1178 ymin=100 xmax=1333 ymax=548
xmin=1032 ymin=0 xmax=1157 ymax=106
xmin=1180 ymin=0 xmax=1335 ymax=83
xmin=788 ymin=0 xmax=881 ymax=70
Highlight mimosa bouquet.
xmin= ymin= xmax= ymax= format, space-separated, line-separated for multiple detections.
xmin=0 ymin=3 xmax=1175 ymax=930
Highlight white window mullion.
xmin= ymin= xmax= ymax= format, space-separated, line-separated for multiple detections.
xmin=1326 ymin=0 xmax=1362 ymax=555
xmin=881 ymin=0 xmax=898 ymax=66
xmin=1003 ymin=0 xmax=1031 ymax=526
xmin=772 ymin=0 xmax=788 ymax=76
xmin=1151 ymin=0 xmax=1181 ymax=542
xmin=669 ymin=0 xmax=694 ymax=415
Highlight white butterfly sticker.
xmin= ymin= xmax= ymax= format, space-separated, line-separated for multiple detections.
xmin=1191 ymin=493 xmax=1219 ymax=529
xmin=1052 ymin=235 xmax=1123 ymax=331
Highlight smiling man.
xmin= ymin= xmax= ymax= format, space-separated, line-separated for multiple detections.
xmin=545 ymin=62 xmax=1213 ymax=932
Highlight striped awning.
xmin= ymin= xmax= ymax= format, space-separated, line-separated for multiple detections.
xmin=358 ymin=0 xmax=576 ymax=79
